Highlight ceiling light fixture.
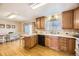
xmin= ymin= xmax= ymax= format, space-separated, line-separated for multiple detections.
xmin=30 ymin=3 xmax=47 ymax=9
xmin=8 ymin=14 xmax=17 ymax=19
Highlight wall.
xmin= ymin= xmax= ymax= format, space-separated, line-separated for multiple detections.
xmin=0 ymin=20 xmax=21 ymax=34
xmin=19 ymin=22 xmax=24 ymax=34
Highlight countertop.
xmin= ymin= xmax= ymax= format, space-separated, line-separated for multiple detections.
xmin=44 ymin=34 xmax=76 ymax=39
xmin=21 ymin=33 xmax=76 ymax=39
xmin=21 ymin=33 xmax=37 ymax=37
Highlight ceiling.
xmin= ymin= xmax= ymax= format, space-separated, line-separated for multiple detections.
xmin=0 ymin=3 xmax=78 ymax=22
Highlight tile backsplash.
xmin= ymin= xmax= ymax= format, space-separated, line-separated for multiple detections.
xmin=36 ymin=29 xmax=79 ymax=35
xmin=59 ymin=29 xmax=77 ymax=35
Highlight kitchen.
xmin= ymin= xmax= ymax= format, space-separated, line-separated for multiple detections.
xmin=22 ymin=4 xmax=79 ymax=56
xmin=0 ymin=3 xmax=79 ymax=56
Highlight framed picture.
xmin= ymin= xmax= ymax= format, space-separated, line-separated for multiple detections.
xmin=0 ymin=24 xmax=5 ymax=28
xmin=6 ymin=24 xmax=11 ymax=29
xmin=12 ymin=25 xmax=15 ymax=28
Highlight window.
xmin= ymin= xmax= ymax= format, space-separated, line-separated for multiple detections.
xmin=24 ymin=23 xmax=32 ymax=35
xmin=51 ymin=19 xmax=61 ymax=30
xmin=45 ymin=19 xmax=62 ymax=31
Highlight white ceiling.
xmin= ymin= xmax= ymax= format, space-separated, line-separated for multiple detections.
xmin=0 ymin=3 xmax=78 ymax=21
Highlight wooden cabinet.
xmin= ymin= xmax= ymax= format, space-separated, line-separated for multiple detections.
xmin=59 ymin=37 xmax=75 ymax=54
xmin=59 ymin=37 xmax=68 ymax=52
xmin=45 ymin=35 xmax=50 ymax=47
xmin=62 ymin=10 xmax=74 ymax=29
xmin=40 ymin=17 xmax=45 ymax=29
xmin=36 ymin=16 xmax=46 ymax=29
xmin=45 ymin=36 xmax=59 ymax=51
xmin=30 ymin=35 xmax=37 ymax=48
xmin=24 ymin=35 xmax=37 ymax=49
xmin=74 ymin=7 xmax=79 ymax=29
xmin=36 ymin=18 xmax=41 ymax=29
xmin=49 ymin=36 xmax=59 ymax=50
xmin=68 ymin=38 xmax=75 ymax=54
xmin=62 ymin=7 xmax=79 ymax=29
xmin=45 ymin=36 xmax=75 ymax=54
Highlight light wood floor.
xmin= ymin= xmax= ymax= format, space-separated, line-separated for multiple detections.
xmin=0 ymin=39 xmax=72 ymax=56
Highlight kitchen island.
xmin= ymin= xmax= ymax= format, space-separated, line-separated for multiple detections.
xmin=23 ymin=34 xmax=37 ymax=49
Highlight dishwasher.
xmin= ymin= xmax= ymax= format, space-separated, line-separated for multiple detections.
xmin=38 ymin=35 xmax=45 ymax=46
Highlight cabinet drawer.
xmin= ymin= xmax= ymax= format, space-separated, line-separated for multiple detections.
xmin=60 ymin=43 xmax=67 ymax=47
xmin=60 ymin=46 xmax=67 ymax=51
xmin=59 ymin=38 xmax=67 ymax=43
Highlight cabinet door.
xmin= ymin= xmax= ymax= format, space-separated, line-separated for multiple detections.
xmin=49 ymin=36 xmax=59 ymax=50
xmin=40 ymin=17 xmax=45 ymax=29
xmin=30 ymin=35 xmax=37 ymax=48
xmin=45 ymin=36 xmax=50 ymax=47
xmin=30 ymin=36 xmax=35 ymax=48
xmin=62 ymin=10 xmax=74 ymax=29
xmin=34 ymin=35 xmax=37 ymax=45
xmin=36 ymin=16 xmax=45 ymax=29
xmin=68 ymin=38 xmax=75 ymax=54
xmin=59 ymin=38 xmax=68 ymax=52
xmin=74 ymin=7 xmax=79 ymax=29
xmin=59 ymin=37 xmax=75 ymax=54
xmin=24 ymin=37 xmax=31 ymax=48
xmin=36 ymin=18 xmax=41 ymax=29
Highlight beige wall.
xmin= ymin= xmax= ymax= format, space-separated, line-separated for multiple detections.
xmin=0 ymin=20 xmax=21 ymax=34
xmin=18 ymin=22 xmax=24 ymax=33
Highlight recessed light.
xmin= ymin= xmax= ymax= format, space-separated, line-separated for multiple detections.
xmin=30 ymin=3 xmax=47 ymax=9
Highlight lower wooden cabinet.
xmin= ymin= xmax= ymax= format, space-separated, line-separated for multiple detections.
xmin=24 ymin=35 xmax=37 ymax=49
xmin=45 ymin=36 xmax=76 ymax=54
xmin=59 ymin=37 xmax=75 ymax=54
xmin=45 ymin=36 xmax=59 ymax=51
xmin=59 ymin=37 xmax=68 ymax=52
xmin=49 ymin=36 xmax=59 ymax=51
xmin=67 ymin=38 xmax=75 ymax=54
xmin=45 ymin=35 xmax=50 ymax=47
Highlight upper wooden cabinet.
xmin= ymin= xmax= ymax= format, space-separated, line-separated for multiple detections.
xmin=62 ymin=10 xmax=74 ymax=29
xmin=36 ymin=18 xmax=41 ymax=29
xmin=36 ymin=16 xmax=46 ymax=29
xmin=74 ymin=7 xmax=79 ymax=29
xmin=40 ymin=17 xmax=45 ymax=29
